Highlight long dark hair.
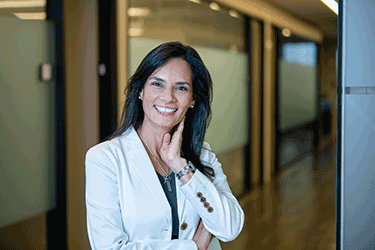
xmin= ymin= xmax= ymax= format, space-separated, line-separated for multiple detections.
xmin=110 ymin=41 xmax=215 ymax=179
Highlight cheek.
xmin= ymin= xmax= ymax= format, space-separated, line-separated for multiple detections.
xmin=180 ymin=108 xmax=189 ymax=115
xmin=180 ymin=97 xmax=193 ymax=110
xmin=142 ymin=97 xmax=153 ymax=113
xmin=143 ymin=92 xmax=155 ymax=105
xmin=180 ymin=103 xmax=192 ymax=116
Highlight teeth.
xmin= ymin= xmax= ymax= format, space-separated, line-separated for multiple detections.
xmin=155 ymin=105 xmax=177 ymax=113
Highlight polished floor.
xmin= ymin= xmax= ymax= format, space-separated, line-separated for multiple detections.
xmin=221 ymin=140 xmax=336 ymax=250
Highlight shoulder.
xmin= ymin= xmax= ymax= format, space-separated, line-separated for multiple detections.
xmin=199 ymin=142 xmax=225 ymax=182
xmin=202 ymin=141 xmax=212 ymax=151
xmin=85 ymin=140 xmax=123 ymax=172
xmin=199 ymin=141 xmax=216 ymax=164
xmin=85 ymin=127 xmax=135 ymax=163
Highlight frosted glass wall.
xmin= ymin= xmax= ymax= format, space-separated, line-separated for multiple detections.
xmin=278 ymin=42 xmax=318 ymax=131
xmin=195 ymin=47 xmax=248 ymax=154
xmin=0 ymin=17 xmax=55 ymax=227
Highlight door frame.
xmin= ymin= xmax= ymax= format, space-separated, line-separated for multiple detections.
xmin=46 ymin=1 xmax=66 ymax=248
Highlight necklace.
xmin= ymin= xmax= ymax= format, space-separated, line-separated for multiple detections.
xmin=139 ymin=133 xmax=173 ymax=192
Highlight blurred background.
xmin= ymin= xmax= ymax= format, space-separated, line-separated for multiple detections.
xmin=0 ymin=0 xmax=338 ymax=249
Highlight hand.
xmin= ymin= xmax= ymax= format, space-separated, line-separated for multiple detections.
xmin=160 ymin=118 xmax=186 ymax=173
xmin=193 ymin=219 xmax=213 ymax=250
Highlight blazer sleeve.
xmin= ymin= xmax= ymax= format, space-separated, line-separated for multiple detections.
xmin=179 ymin=142 xmax=245 ymax=242
xmin=85 ymin=145 xmax=198 ymax=250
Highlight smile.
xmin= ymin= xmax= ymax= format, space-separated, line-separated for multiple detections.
xmin=154 ymin=105 xmax=177 ymax=113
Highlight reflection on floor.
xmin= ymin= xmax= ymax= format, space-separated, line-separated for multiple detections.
xmin=221 ymin=143 xmax=336 ymax=249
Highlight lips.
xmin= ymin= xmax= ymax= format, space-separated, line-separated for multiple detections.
xmin=154 ymin=105 xmax=177 ymax=113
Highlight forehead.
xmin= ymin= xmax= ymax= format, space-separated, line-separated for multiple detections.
xmin=149 ymin=58 xmax=192 ymax=82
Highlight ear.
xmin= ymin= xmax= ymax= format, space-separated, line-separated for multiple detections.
xmin=139 ymin=90 xmax=144 ymax=100
xmin=190 ymin=99 xmax=195 ymax=108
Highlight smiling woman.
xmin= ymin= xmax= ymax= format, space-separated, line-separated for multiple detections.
xmin=85 ymin=42 xmax=244 ymax=250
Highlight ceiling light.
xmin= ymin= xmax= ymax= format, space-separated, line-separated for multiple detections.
xmin=320 ymin=0 xmax=338 ymax=15
xmin=188 ymin=0 xmax=201 ymax=4
xmin=128 ymin=27 xmax=143 ymax=37
xmin=282 ymin=28 xmax=291 ymax=37
xmin=127 ymin=7 xmax=150 ymax=17
xmin=0 ymin=0 xmax=46 ymax=8
xmin=13 ymin=12 xmax=46 ymax=20
xmin=209 ymin=2 xmax=220 ymax=11
xmin=229 ymin=45 xmax=239 ymax=53
xmin=229 ymin=9 xmax=240 ymax=18
xmin=128 ymin=20 xmax=144 ymax=37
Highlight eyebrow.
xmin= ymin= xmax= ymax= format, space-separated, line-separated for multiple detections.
xmin=149 ymin=76 xmax=165 ymax=83
xmin=149 ymin=77 xmax=191 ymax=87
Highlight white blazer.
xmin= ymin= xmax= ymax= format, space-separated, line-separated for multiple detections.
xmin=85 ymin=127 xmax=244 ymax=249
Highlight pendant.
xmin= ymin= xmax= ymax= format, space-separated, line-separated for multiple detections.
xmin=164 ymin=176 xmax=172 ymax=192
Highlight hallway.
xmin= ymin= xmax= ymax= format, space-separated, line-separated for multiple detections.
xmin=221 ymin=143 xmax=336 ymax=249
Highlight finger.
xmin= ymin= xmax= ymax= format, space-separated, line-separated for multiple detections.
xmin=176 ymin=117 xmax=185 ymax=132
xmin=161 ymin=133 xmax=171 ymax=149
xmin=171 ymin=118 xmax=185 ymax=145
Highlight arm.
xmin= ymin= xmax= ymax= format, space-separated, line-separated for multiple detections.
xmin=192 ymin=219 xmax=213 ymax=250
xmin=179 ymin=143 xmax=245 ymax=242
xmin=85 ymin=145 xmax=198 ymax=250
xmin=159 ymin=120 xmax=245 ymax=242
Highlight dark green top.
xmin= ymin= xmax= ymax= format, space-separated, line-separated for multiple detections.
xmin=156 ymin=171 xmax=179 ymax=239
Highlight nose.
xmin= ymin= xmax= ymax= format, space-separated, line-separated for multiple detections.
xmin=161 ymin=88 xmax=176 ymax=102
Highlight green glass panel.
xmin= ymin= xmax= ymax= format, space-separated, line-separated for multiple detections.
xmin=0 ymin=15 xmax=55 ymax=227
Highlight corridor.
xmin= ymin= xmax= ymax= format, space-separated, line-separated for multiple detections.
xmin=221 ymin=143 xmax=336 ymax=249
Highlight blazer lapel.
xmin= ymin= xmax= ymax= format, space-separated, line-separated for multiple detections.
xmin=121 ymin=127 xmax=171 ymax=222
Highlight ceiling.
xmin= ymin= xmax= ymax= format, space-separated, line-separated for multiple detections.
xmin=0 ymin=0 xmax=337 ymax=38
xmin=266 ymin=0 xmax=338 ymax=38
xmin=0 ymin=0 xmax=45 ymax=18
xmin=128 ymin=0 xmax=338 ymax=39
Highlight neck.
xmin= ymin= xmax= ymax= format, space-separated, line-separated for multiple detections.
xmin=137 ymin=122 xmax=171 ymax=155
xmin=137 ymin=122 xmax=173 ymax=176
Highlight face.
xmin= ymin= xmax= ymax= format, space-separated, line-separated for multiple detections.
xmin=139 ymin=58 xmax=195 ymax=131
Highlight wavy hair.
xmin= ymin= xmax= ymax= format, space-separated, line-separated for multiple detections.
xmin=110 ymin=41 xmax=214 ymax=179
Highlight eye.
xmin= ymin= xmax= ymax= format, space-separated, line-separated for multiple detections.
xmin=151 ymin=81 xmax=163 ymax=88
xmin=176 ymin=86 xmax=188 ymax=91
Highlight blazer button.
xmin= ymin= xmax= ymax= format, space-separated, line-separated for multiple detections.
xmin=200 ymin=197 xmax=206 ymax=203
xmin=204 ymin=202 xmax=210 ymax=208
xmin=181 ymin=222 xmax=188 ymax=230
xmin=208 ymin=207 xmax=214 ymax=213
xmin=197 ymin=192 xmax=203 ymax=198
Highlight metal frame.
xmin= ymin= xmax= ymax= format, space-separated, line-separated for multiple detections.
xmin=99 ymin=0 xmax=118 ymax=141
xmin=46 ymin=0 xmax=67 ymax=247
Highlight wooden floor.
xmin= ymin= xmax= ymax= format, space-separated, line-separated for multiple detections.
xmin=221 ymin=142 xmax=336 ymax=250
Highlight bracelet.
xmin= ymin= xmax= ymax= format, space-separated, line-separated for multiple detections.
xmin=176 ymin=161 xmax=195 ymax=179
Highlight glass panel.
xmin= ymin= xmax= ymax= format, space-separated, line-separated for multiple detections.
xmin=277 ymin=34 xmax=319 ymax=170
xmin=0 ymin=6 xmax=55 ymax=227
xmin=279 ymin=41 xmax=318 ymax=131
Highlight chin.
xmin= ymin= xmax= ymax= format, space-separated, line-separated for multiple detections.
xmin=153 ymin=120 xmax=177 ymax=130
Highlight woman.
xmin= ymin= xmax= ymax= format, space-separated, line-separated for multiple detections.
xmin=85 ymin=42 xmax=244 ymax=249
